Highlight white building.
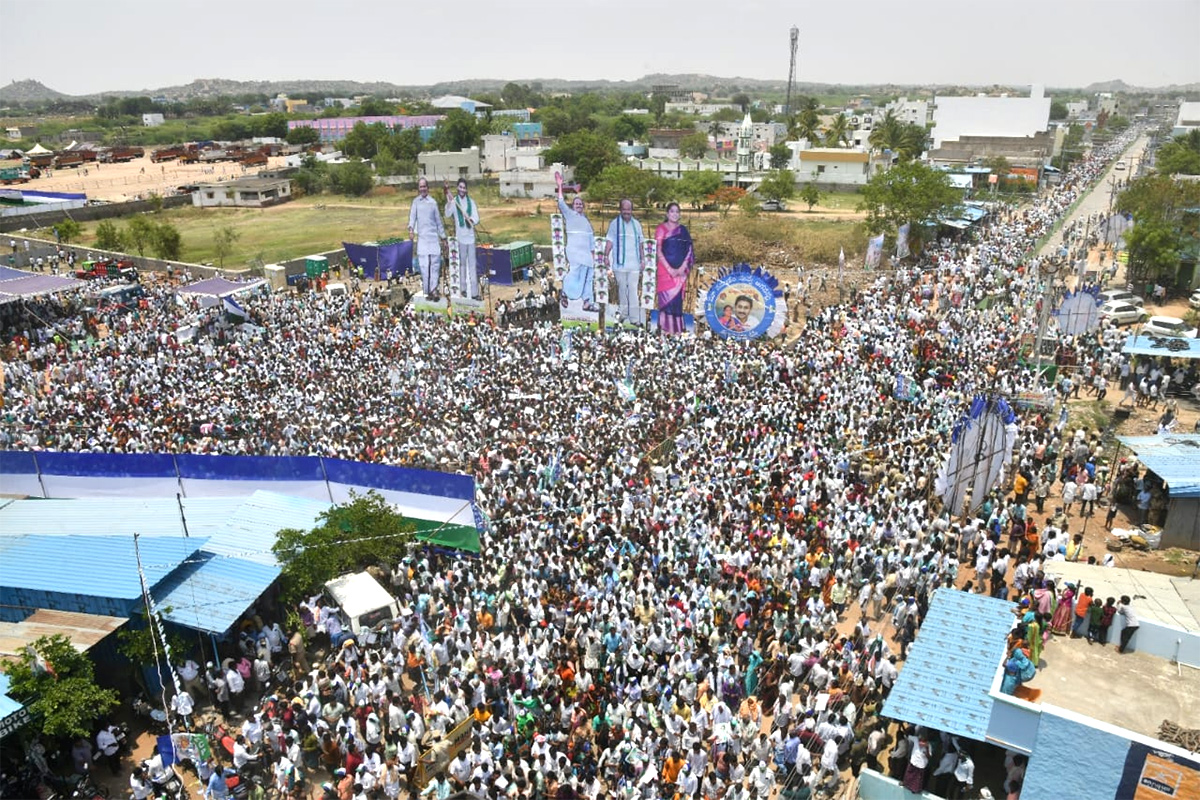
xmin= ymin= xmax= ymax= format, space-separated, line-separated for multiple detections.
xmin=793 ymin=148 xmax=873 ymax=187
xmin=931 ymin=85 xmax=1052 ymax=149
xmin=481 ymin=135 xmax=546 ymax=172
xmin=665 ymin=101 xmax=741 ymax=116
xmin=192 ymin=177 xmax=292 ymax=208
xmin=1066 ymin=100 xmax=1089 ymax=118
xmin=500 ymin=162 xmax=572 ymax=199
xmin=1173 ymin=102 xmax=1200 ymax=137
xmin=142 ymin=113 xmax=165 ymax=127
xmin=632 ymin=158 xmax=759 ymax=188
xmin=430 ymin=95 xmax=492 ymax=114
xmin=417 ymin=147 xmax=482 ymax=181
xmin=884 ymin=97 xmax=929 ymax=126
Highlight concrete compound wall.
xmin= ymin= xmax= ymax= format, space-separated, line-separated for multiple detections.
xmin=0 ymin=194 xmax=193 ymax=233
xmin=858 ymin=769 xmax=942 ymax=800
xmin=3 ymin=233 xmax=242 ymax=281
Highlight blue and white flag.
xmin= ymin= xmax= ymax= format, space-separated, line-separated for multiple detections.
xmin=222 ymin=295 xmax=247 ymax=319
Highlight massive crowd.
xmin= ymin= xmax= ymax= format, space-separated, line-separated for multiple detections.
xmin=4 ymin=127 xmax=1190 ymax=800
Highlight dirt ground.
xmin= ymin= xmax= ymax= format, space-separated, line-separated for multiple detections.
xmin=3 ymin=153 xmax=291 ymax=202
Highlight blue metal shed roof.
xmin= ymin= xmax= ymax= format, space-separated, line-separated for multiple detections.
xmin=882 ymin=589 xmax=1015 ymax=741
xmin=0 ymin=535 xmax=207 ymax=599
xmin=1116 ymin=434 xmax=1200 ymax=498
xmin=154 ymin=553 xmax=280 ymax=635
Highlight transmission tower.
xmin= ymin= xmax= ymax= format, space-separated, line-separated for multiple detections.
xmin=785 ymin=26 xmax=799 ymax=119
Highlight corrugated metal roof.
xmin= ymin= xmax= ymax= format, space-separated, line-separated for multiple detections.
xmin=0 ymin=535 xmax=207 ymax=599
xmin=881 ymin=589 xmax=1015 ymax=742
xmin=214 ymin=492 xmax=332 ymax=565
xmin=154 ymin=553 xmax=280 ymax=635
xmin=0 ymin=609 xmax=127 ymax=658
xmin=1116 ymin=434 xmax=1200 ymax=498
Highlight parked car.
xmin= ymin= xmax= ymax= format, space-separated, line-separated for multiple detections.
xmin=1098 ymin=301 xmax=1146 ymax=326
xmin=1190 ymin=289 xmax=1200 ymax=310
xmin=760 ymin=199 xmax=787 ymax=212
xmin=1141 ymin=315 xmax=1198 ymax=339
xmin=1097 ymin=289 xmax=1144 ymax=308
xmin=1115 ymin=160 xmax=1127 ymax=171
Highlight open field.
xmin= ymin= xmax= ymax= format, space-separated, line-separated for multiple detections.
xmin=41 ymin=192 xmax=870 ymax=270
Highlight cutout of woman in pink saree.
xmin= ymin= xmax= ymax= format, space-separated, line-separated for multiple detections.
xmin=655 ymin=203 xmax=694 ymax=333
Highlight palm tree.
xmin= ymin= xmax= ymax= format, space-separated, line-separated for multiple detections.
xmin=869 ymin=110 xmax=901 ymax=152
xmin=895 ymin=124 xmax=928 ymax=162
xmin=822 ymin=114 xmax=850 ymax=148
xmin=792 ymin=110 xmax=821 ymax=144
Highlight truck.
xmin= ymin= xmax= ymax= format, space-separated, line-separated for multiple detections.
xmin=53 ymin=152 xmax=84 ymax=169
xmin=323 ymin=571 xmax=400 ymax=642
xmin=151 ymin=146 xmax=185 ymax=163
xmin=238 ymin=151 xmax=268 ymax=167
xmin=100 ymin=146 xmax=144 ymax=163
xmin=75 ymin=258 xmax=139 ymax=282
xmin=0 ymin=167 xmax=29 ymax=185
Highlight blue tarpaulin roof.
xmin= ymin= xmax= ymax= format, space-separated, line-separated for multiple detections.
xmin=0 ymin=673 xmax=24 ymax=722
xmin=882 ymin=590 xmax=1015 ymax=741
xmin=1116 ymin=435 xmax=1200 ymax=498
xmin=1122 ymin=334 xmax=1200 ymax=359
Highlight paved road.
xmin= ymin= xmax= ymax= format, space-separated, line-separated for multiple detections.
xmin=1039 ymin=133 xmax=1150 ymax=260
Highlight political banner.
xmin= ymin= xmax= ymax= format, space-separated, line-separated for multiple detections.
xmin=896 ymin=223 xmax=911 ymax=259
xmin=865 ymin=234 xmax=885 ymax=270
xmin=1114 ymin=741 xmax=1200 ymax=800
xmin=703 ymin=264 xmax=786 ymax=340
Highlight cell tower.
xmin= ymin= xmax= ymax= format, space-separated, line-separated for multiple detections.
xmin=785 ymin=25 xmax=799 ymax=119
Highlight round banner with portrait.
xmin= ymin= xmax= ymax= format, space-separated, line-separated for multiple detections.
xmin=704 ymin=269 xmax=781 ymax=340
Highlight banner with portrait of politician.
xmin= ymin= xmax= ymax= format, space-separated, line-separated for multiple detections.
xmin=703 ymin=264 xmax=788 ymax=340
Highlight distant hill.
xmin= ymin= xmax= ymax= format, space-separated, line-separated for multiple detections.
xmin=3 ymin=75 xmax=1197 ymax=105
xmin=0 ymin=79 xmax=68 ymax=103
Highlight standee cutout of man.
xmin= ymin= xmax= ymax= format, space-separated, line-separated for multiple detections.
xmin=445 ymin=179 xmax=481 ymax=300
xmin=555 ymin=171 xmax=597 ymax=312
xmin=605 ymin=198 xmax=644 ymax=323
xmin=408 ymin=177 xmax=446 ymax=300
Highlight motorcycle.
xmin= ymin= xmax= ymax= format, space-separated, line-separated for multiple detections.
xmin=69 ymin=765 xmax=109 ymax=800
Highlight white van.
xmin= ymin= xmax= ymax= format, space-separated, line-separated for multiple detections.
xmin=323 ymin=571 xmax=400 ymax=641
xmin=326 ymin=282 xmax=347 ymax=298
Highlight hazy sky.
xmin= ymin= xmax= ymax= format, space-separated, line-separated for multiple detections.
xmin=4 ymin=0 xmax=1198 ymax=95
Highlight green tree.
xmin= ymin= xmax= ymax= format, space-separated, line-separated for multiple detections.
xmin=213 ymin=224 xmax=241 ymax=267
xmin=758 ymin=169 xmax=796 ymax=203
xmin=543 ymin=130 xmax=623 ymax=186
xmin=272 ymin=492 xmax=417 ymax=605
xmin=3 ymin=635 xmax=119 ymax=739
xmin=858 ymin=160 xmax=961 ymax=234
xmin=587 ymin=164 xmax=665 ymax=208
xmin=676 ymin=170 xmax=723 ymax=209
xmin=738 ymin=194 xmax=760 ymax=217
xmin=343 ymin=122 xmax=386 ymax=160
xmin=54 ymin=219 xmax=81 ymax=243
xmin=212 ymin=117 xmax=251 ymax=142
xmin=328 ymin=161 xmax=375 ymax=197
xmin=1049 ymin=100 xmax=1069 ymax=120
xmin=252 ymin=112 xmax=289 ymax=139
xmin=984 ymin=156 xmax=1011 ymax=181
xmin=359 ymin=97 xmax=396 ymax=116
xmin=1155 ymin=131 xmax=1200 ymax=176
xmin=769 ymin=142 xmax=792 ymax=170
xmin=124 ymin=215 xmax=157 ymax=256
xmin=429 ymin=109 xmax=479 ymax=152
xmin=678 ymin=132 xmax=710 ymax=160
xmin=648 ymin=93 xmax=668 ymax=121
xmin=94 ymin=219 xmax=125 ymax=251
xmin=382 ymin=127 xmax=423 ymax=163
xmin=151 ymin=221 xmax=183 ymax=261
xmin=1117 ymin=174 xmax=1200 ymax=285
xmin=286 ymin=125 xmax=320 ymax=146
xmin=117 ymin=609 xmax=191 ymax=694
xmin=799 ymin=182 xmax=821 ymax=211
xmin=610 ymin=114 xmax=649 ymax=142
xmin=1124 ymin=220 xmax=1183 ymax=284
xmin=710 ymin=107 xmax=742 ymax=123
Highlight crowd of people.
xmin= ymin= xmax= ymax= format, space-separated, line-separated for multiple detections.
xmin=3 ymin=127 xmax=1174 ymax=800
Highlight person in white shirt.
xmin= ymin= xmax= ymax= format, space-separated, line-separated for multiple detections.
xmin=408 ymin=178 xmax=447 ymax=300
xmin=444 ymin=179 xmax=481 ymax=300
